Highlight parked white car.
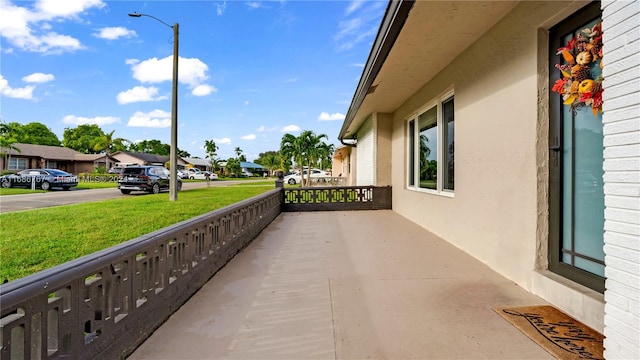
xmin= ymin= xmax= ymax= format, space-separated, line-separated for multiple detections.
xmin=283 ymin=169 xmax=331 ymax=185
xmin=177 ymin=170 xmax=189 ymax=179
xmin=189 ymin=170 xmax=218 ymax=180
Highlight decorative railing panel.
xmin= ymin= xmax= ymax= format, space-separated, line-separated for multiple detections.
xmin=0 ymin=189 xmax=282 ymax=360
xmin=283 ymin=186 xmax=392 ymax=212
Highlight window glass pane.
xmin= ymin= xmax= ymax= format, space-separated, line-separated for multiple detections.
xmin=9 ymin=158 xmax=27 ymax=170
xmin=408 ymin=120 xmax=415 ymax=187
xmin=573 ymin=108 xmax=604 ymax=276
xmin=442 ymin=97 xmax=455 ymax=190
xmin=419 ymin=107 xmax=437 ymax=190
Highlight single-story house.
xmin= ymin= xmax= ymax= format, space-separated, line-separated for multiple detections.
xmin=110 ymin=151 xmax=187 ymax=169
xmin=0 ymin=143 xmax=103 ymax=174
xmin=332 ymin=145 xmax=354 ymax=183
xmin=338 ymin=1 xmax=638 ymax=358
xmin=240 ymin=161 xmax=267 ymax=176
xmin=182 ymin=157 xmax=211 ymax=171
xmin=215 ymin=161 xmax=268 ymax=176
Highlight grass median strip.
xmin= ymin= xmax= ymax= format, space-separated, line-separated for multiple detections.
xmin=0 ymin=184 xmax=274 ymax=282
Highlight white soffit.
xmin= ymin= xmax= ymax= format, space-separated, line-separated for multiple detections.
xmin=350 ymin=1 xmax=518 ymax=134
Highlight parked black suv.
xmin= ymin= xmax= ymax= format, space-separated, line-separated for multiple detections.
xmin=117 ymin=166 xmax=182 ymax=195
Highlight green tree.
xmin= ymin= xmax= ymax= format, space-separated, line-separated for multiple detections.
xmin=280 ymin=130 xmax=329 ymax=186
xmin=63 ymin=124 xmax=105 ymax=153
xmin=280 ymin=133 xmax=305 ymax=179
xmin=20 ymin=122 xmax=61 ymax=146
xmin=317 ymin=142 xmax=335 ymax=171
xmin=210 ymin=158 xmax=222 ymax=174
xmin=300 ymin=131 xmax=329 ymax=186
xmin=204 ymin=139 xmax=219 ymax=172
xmin=254 ymin=151 xmax=283 ymax=175
xmin=93 ymin=130 xmax=129 ymax=171
xmin=234 ymin=147 xmax=246 ymax=162
xmin=128 ymin=139 xmax=170 ymax=155
xmin=0 ymin=137 xmax=21 ymax=172
xmin=0 ymin=122 xmax=25 ymax=144
xmin=226 ymin=158 xmax=241 ymax=178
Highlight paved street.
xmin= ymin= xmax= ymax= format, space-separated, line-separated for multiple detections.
xmin=0 ymin=180 xmax=269 ymax=213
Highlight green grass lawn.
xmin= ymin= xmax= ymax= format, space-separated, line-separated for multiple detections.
xmin=0 ymin=183 xmax=274 ymax=282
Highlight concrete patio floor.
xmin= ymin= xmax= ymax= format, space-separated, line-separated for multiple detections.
xmin=128 ymin=210 xmax=553 ymax=359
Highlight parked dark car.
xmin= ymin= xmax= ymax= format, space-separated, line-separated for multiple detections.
xmin=0 ymin=169 xmax=78 ymax=190
xmin=117 ymin=166 xmax=182 ymax=195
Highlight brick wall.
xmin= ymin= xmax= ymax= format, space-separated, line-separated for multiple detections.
xmin=601 ymin=1 xmax=640 ymax=358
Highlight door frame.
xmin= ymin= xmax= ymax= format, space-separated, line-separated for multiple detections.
xmin=548 ymin=1 xmax=605 ymax=293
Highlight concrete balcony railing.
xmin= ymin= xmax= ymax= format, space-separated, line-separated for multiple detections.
xmin=0 ymin=185 xmax=391 ymax=360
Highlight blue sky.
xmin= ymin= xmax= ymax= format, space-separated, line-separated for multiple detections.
xmin=0 ymin=0 xmax=384 ymax=161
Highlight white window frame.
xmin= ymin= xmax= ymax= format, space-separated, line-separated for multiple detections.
xmin=406 ymin=89 xmax=454 ymax=197
xmin=8 ymin=157 xmax=28 ymax=170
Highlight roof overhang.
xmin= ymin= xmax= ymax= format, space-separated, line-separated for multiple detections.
xmin=339 ymin=0 xmax=519 ymax=140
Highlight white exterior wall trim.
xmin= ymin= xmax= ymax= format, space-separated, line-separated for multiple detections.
xmin=602 ymin=1 xmax=640 ymax=359
xmin=356 ymin=115 xmax=377 ymax=186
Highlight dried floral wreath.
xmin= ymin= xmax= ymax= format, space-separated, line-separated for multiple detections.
xmin=552 ymin=22 xmax=603 ymax=116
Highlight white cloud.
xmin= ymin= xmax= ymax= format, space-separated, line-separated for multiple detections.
xmin=216 ymin=1 xmax=227 ymax=16
xmin=35 ymin=0 xmax=105 ymax=19
xmin=284 ymin=77 xmax=297 ymax=83
xmin=192 ymin=84 xmax=217 ymax=97
xmin=240 ymin=134 xmax=256 ymax=140
xmin=22 ymin=72 xmax=54 ymax=83
xmin=350 ymin=63 xmax=365 ymax=67
xmin=257 ymin=125 xmax=280 ymax=132
xmin=127 ymin=55 xmax=216 ymax=95
xmin=94 ymin=27 xmax=136 ymax=40
xmin=244 ymin=100 xmax=250 ymax=106
xmin=335 ymin=1 xmax=384 ymax=51
xmin=117 ymin=86 xmax=166 ymax=104
xmin=281 ymin=125 xmax=301 ymax=132
xmin=318 ymin=112 xmax=345 ymax=121
xmin=345 ymin=1 xmax=363 ymax=16
xmin=62 ymin=115 xmax=120 ymax=126
xmin=246 ymin=2 xmax=262 ymax=10
xmin=214 ymin=137 xmax=232 ymax=145
xmin=0 ymin=75 xmax=35 ymax=99
xmin=0 ymin=0 xmax=103 ymax=54
xmin=127 ymin=110 xmax=171 ymax=128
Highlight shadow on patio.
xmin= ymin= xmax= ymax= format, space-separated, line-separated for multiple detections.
xmin=128 ymin=210 xmax=552 ymax=359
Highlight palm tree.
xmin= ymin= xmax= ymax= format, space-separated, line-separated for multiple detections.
xmin=280 ymin=130 xmax=329 ymax=187
xmin=0 ymin=137 xmax=21 ymax=172
xmin=204 ymin=139 xmax=219 ymax=172
xmin=300 ymin=131 xmax=329 ymax=186
xmin=280 ymin=133 xmax=305 ymax=181
xmin=260 ymin=152 xmax=281 ymax=175
xmin=317 ymin=142 xmax=335 ymax=171
xmin=94 ymin=130 xmax=128 ymax=172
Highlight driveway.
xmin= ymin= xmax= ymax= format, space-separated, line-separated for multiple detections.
xmin=0 ymin=180 xmax=268 ymax=213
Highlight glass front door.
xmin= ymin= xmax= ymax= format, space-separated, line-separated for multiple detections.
xmin=549 ymin=2 xmax=605 ymax=292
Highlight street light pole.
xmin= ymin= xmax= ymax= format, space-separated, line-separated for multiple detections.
xmin=128 ymin=12 xmax=179 ymax=201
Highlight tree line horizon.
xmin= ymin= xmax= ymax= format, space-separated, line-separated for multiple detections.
xmin=1 ymin=121 xmax=335 ymax=177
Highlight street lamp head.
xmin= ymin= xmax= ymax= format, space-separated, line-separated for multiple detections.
xmin=128 ymin=12 xmax=142 ymax=17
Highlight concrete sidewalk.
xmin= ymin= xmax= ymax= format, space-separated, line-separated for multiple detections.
xmin=129 ymin=211 xmax=552 ymax=359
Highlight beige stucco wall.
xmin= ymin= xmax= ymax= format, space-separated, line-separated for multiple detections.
xmin=376 ymin=113 xmax=393 ymax=186
xmin=387 ymin=1 xmax=603 ymax=330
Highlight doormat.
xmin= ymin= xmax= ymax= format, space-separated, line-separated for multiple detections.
xmin=495 ymin=305 xmax=603 ymax=360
